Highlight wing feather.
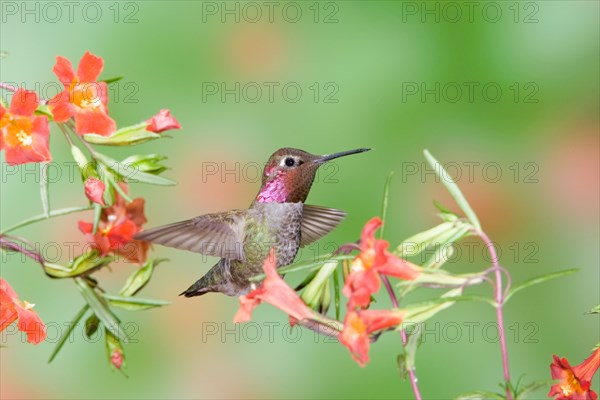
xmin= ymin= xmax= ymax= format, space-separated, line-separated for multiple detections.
xmin=134 ymin=211 xmax=246 ymax=260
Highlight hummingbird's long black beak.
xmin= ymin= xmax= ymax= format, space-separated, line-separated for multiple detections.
xmin=315 ymin=148 xmax=371 ymax=164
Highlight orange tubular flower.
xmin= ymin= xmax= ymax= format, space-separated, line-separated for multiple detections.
xmin=234 ymin=248 xmax=316 ymax=323
xmin=0 ymin=89 xmax=50 ymax=166
xmin=343 ymin=217 xmax=420 ymax=308
xmin=146 ymin=109 xmax=181 ymax=133
xmin=340 ymin=309 xmax=405 ymax=367
xmin=0 ymin=279 xmax=47 ymax=345
xmin=79 ymin=184 xmax=149 ymax=263
xmin=49 ymin=51 xmax=116 ymax=136
xmin=549 ymin=348 xmax=600 ymax=400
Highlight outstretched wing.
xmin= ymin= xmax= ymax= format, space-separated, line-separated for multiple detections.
xmin=300 ymin=204 xmax=347 ymax=247
xmin=134 ymin=211 xmax=246 ymax=260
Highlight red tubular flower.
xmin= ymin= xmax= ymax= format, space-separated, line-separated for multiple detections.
xmin=0 ymin=279 xmax=47 ymax=344
xmin=549 ymin=348 xmax=600 ymax=400
xmin=343 ymin=217 xmax=420 ymax=308
xmin=84 ymin=177 xmax=106 ymax=205
xmin=146 ymin=109 xmax=181 ymax=133
xmin=0 ymin=89 xmax=50 ymax=166
xmin=79 ymin=184 xmax=149 ymax=263
xmin=234 ymin=248 xmax=316 ymax=323
xmin=49 ymin=51 xmax=116 ymax=136
xmin=339 ymin=309 xmax=405 ymax=367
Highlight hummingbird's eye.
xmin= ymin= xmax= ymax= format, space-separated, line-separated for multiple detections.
xmin=284 ymin=157 xmax=295 ymax=167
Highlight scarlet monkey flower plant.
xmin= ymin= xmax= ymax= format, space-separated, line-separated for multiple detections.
xmin=239 ymin=154 xmax=592 ymax=400
xmin=1 ymin=51 xmax=180 ymax=371
xmin=1 ymin=54 xmax=596 ymax=398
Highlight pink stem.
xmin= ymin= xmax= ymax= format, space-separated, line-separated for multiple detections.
xmin=381 ymin=275 xmax=423 ymax=400
xmin=0 ymin=82 xmax=18 ymax=92
xmin=479 ymin=231 xmax=512 ymax=400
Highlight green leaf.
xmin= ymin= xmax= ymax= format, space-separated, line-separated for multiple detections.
xmin=301 ymin=261 xmax=338 ymax=307
xmin=44 ymin=249 xmax=114 ymax=278
xmin=105 ymin=328 xmax=126 ymax=373
xmin=404 ymin=323 xmax=422 ymax=371
xmin=455 ymin=390 xmax=505 ymax=400
xmin=40 ymin=162 xmax=50 ymax=218
xmin=398 ymin=270 xmax=486 ymax=289
xmin=294 ymin=269 xmax=318 ymax=291
xmin=75 ymin=278 xmax=128 ymax=343
xmin=92 ymin=203 xmax=102 ymax=235
xmin=119 ymin=258 xmax=166 ymax=297
xmin=70 ymin=145 xmax=93 ymax=180
xmin=505 ymin=269 xmax=578 ymax=303
xmin=402 ymin=290 xmax=496 ymax=325
xmin=85 ymin=314 xmax=100 ymax=338
xmin=103 ymin=172 xmax=133 ymax=203
xmin=121 ymin=154 xmax=168 ymax=175
xmin=396 ymin=222 xmax=463 ymax=257
xmin=423 ymin=150 xmax=482 ymax=232
xmin=397 ymin=353 xmax=408 ymax=379
xmin=515 ymin=379 xmax=554 ymax=399
xmin=586 ymin=305 xmax=600 ymax=314
xmin=333 ymin=267 xmax=341 ymax=320
xmin=48 ymin=305 xmax=89 ymax=363
xmin=83 ymin=123 xmax=160 ymax=146
xmin=35 ymin=104 xmax=53 ymax=119
xmin=379 ymin=171 xmax=394 ymax=239
xmin=249 ymin=254 xmax=354 ymax=281
xmin=101 ymin=76 xmax=123 ymax=85
xmin=422 ymin=225 xmax=472 ymax=269
xmin=0 ymin=205 xmax=93 ymax=235
xmin=95 ymin=153 xmax=176 ymax=186
xmin=104 ymin=294 xmax=171 ymax=311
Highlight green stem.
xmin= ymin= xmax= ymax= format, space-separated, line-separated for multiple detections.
xmin=0 ymin=206 xmax=93 ymax=235
xmin=57 ymin=122 xmax=75 ymax=146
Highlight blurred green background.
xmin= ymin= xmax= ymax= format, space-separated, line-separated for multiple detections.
xmin=1 ymin=1 xmax=598 ymax=399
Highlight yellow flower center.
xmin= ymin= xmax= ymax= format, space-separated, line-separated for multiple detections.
xmin=71 ymin=83 xmax=103 ymax=110
xmin=352 ymin=249 xmax=375 ymax=272
xmin=16 ymin=130 xmax=33 ymax=146
xmin=347 ymin=312 xmax=367 ymax=337
xmin=22 ymin=301 xmax=35 ymax=310
xmin=561 ymin=369 xmax=583 ymax=396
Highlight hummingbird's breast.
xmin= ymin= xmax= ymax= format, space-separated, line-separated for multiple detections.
xmin=243 ymin=202 xmax=304 ymax=270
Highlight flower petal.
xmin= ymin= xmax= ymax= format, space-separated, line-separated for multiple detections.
xmin=343 ymin=268 xmax=380 ymax=309
xmin=48 ymin=91 xmax=75 ymax=122
xmin=339 ymin=311 xmax=370 ymax=367
xmin=0 ymin=286 xmax=18 ymax=331
xmin=84 ymin=177 xmax=106 ymax=205
xmin=360 ymin=217 xmax=382 ymax=251
xmin=146 ymin=109 xmax=181 ymax=133
xmin=53 ymin=56 xmax=75 ymax=85
xmin=16 ymin=305 xmax=47 ymax=344
xmin=233 ymin=294 xmax=262 ymax=323
xmin=361 ymin=309 xmax=405 ymax=333
xmin=74 ymin=109 xmax=116 ymax=136
xmin=78 ymin=220 xmax=94 ymax=234
xmin=234 ymin=249 xmax=316 ymax=323
xmin=125 ymin=198 xmax=147 ymax=227
xmin=111 ymin=349 xmax=124 ymax=369
xmin=77 ymin=51 xmax=104 ymax=83
xmin=10 ymin=89 xmax=39 ymax=117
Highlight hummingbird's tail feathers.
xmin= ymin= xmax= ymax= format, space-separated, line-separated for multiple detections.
xmin=179 ymin=284 xmax=213 ymax=297
xmin=300 ymin=205 xmax=347 ymax=247
xmin=179 ymin=260 xmax=237 ymax=297
xmin=134 ymin=211 xmax=247 ymax=261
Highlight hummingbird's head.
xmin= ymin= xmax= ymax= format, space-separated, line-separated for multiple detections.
xmin=255 ymin=147 xmax=370 ymax=203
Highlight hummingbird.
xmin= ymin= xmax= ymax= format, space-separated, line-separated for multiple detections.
xmin=135 ymin=147 xmax=370 ymax=297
